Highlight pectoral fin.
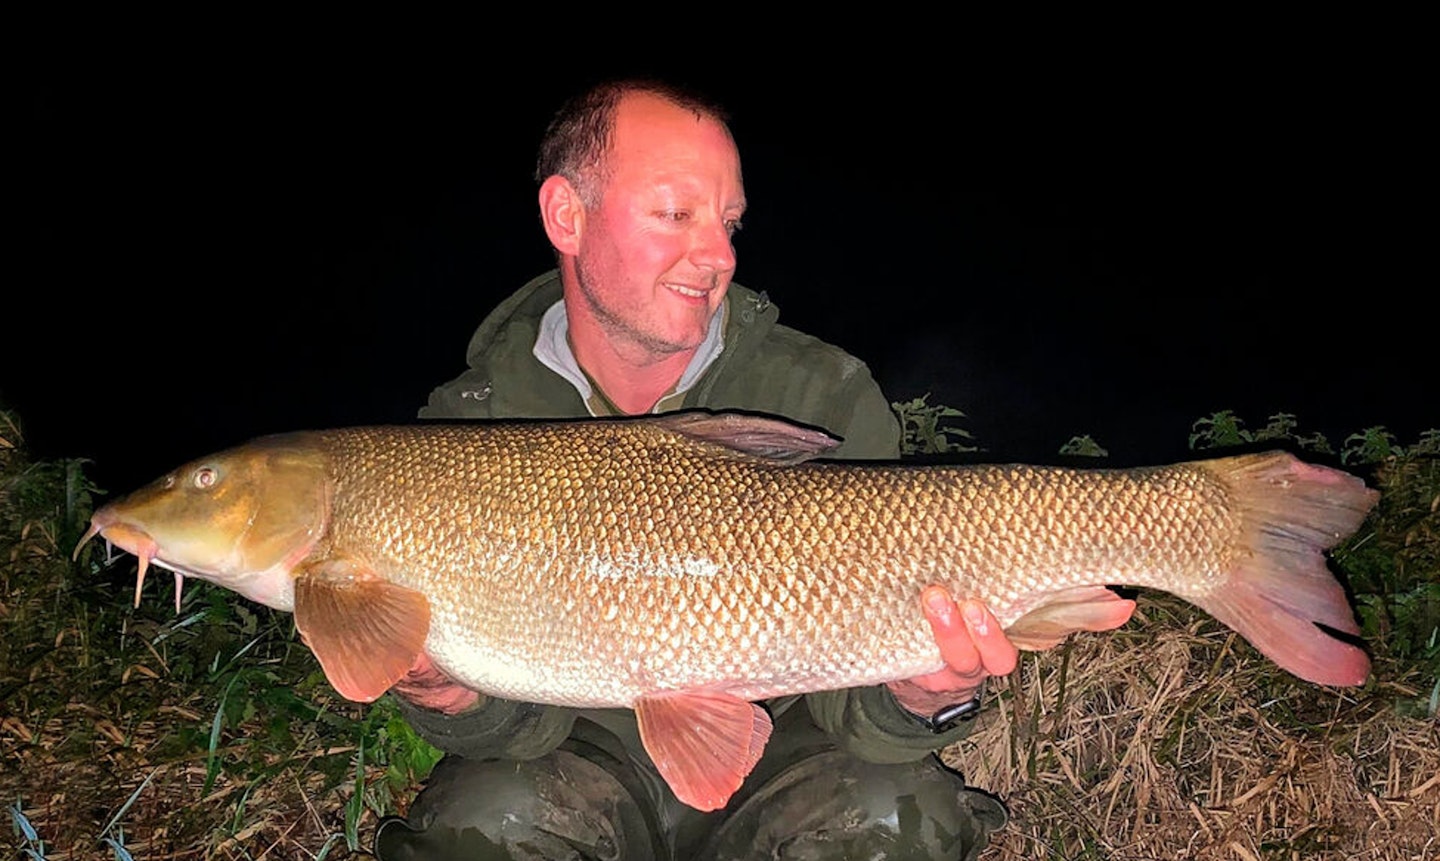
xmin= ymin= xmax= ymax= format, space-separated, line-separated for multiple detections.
xmin=294 ymin=562 xmax=430 ymax=703
xmin=1005 ymin=586 xmax=1137 ymax=650
xmin=634 ymin=691 xmax=773 ymax=812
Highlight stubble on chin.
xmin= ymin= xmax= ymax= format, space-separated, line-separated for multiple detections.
xmin=575 ymin=261 xmax=721 ymax=360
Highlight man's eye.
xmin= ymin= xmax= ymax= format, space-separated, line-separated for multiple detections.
xmin=725 ymin=219 xmax=744 ymax=236
xmin=658 ymin=210 xmax=691 ymax=223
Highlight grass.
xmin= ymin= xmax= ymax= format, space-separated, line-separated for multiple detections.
xmin=937 ymin=409 xmax=1440 ymax=859
xmin=1 ymin=408 xmax=439 ymax=857
xmin=4 ymin=404 xmax=1437 ymax=858
xmin=949 ymin=604 xmax=1439 ymax=859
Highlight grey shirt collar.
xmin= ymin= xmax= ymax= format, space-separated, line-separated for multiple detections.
xmin=532 ymin=299 xmax=727 ymax=416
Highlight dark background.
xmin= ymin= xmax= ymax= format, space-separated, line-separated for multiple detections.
xmin=6 ymin=51 xmax=1433 ymax=495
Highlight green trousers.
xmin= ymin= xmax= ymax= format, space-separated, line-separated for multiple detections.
xmin=374 ymin=703 xmax=1005 ymax=860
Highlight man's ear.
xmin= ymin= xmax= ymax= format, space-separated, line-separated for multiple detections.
xmin=539 ymin=175 xmax=585 ymax=256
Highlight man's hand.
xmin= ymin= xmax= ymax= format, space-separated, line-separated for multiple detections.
xmin=885 ymin=585 xmax=1019 ymax=720
xmin=392 ymin=652 xmax=481 ymax=715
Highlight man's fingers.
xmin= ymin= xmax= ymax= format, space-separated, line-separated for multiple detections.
xmin=921 ymin=586 xmax=984 ymax=678
xmin=962 ymin=600 xmax=1019 ymax=676
xmin=919 ymin=587 xmax=1019 ymax=678
xmin=394 ymin=653 xmax=481 ymax=714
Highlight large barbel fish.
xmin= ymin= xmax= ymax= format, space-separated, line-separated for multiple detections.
xmin=75 ymin=412 xmax=1376 ymax=810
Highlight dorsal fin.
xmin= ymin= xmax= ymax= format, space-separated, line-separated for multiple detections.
xmin=650 ymin=412 xmax=840 ymax=464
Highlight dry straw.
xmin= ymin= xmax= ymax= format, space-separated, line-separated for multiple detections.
xmin=946 ymin=595 xmax=1439 ymax=860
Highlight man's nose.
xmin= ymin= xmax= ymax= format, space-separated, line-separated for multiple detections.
xmin=689 ymin=221 xmax=737 ymax=272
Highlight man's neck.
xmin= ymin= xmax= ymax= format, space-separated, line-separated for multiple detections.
xmin=567 ymin=325 xmax=694 ymax=415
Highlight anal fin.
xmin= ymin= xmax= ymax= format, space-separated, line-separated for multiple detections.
xmin=634 ymin=691 xmax=773 ymax=812
xmin=294 ymin=561 xmax=430 ymax=703
xmin=1006 ymin=585 xmax=1137 ymax=650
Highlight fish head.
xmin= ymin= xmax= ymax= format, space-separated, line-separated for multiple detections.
xmin=75 ymin=434 xmax=332 ymax=611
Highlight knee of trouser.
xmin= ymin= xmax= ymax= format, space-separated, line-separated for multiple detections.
xmin=374 ymin=752 xmax=661 ymax=861
xmin=695 ymin=752 xmax=1006 ymax=861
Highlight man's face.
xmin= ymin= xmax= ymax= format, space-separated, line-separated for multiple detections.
xmin=571 ymin=93 xmax=746 ymax=360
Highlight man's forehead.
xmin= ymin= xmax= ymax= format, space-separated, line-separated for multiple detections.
xmin=614 ymin=90 xmax=717 ymax=126
xmin=610 ymin=93 xmax=741 ymax=169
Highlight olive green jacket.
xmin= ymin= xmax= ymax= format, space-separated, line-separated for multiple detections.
xmin=411 ymin=270 xmax=969 ymax=763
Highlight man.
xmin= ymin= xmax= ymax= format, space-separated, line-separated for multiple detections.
xmin=375 ymin=80 xmax=1020 ymax=861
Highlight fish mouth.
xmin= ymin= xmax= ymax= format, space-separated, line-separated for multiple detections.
xmin=74 ymin=512 xmax=187 ymax=612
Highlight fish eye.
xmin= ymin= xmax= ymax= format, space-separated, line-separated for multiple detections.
xmin=193 ymin=466 xmax=219 ymax=489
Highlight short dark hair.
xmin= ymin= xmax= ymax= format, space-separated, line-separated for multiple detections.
xmin=535 ymin=79 xmax=731 ymax=207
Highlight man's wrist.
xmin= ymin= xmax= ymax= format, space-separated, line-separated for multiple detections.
xmin=916 ymin=680 xmax=986 ymax=733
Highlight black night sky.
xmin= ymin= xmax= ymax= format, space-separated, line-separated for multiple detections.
xmin=6 ymin=52 xmax=1433 ymax=497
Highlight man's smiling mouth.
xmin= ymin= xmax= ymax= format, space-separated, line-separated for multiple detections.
xmin=665 ymin=282 xmax=709 ymax=299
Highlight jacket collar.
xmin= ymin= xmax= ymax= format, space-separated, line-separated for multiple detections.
xmin=531 ymin=292 xmax=729 ymax=416
xmin=466 ymin=270 xmax=782 ymax=413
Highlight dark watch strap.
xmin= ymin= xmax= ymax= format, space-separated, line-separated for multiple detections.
xmin=926 ymin=681 xmax=986 ymax=733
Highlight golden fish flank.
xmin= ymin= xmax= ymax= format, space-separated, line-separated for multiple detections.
xmin=76 ymin=411 xmax=1377 ymax=812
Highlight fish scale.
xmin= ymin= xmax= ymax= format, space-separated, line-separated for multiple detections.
xmin=299 ymin=422 xmax=1247 ymax=707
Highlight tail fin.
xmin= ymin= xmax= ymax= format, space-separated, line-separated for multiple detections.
xmin=1194 ymin=452 xmax=1377 ymax=686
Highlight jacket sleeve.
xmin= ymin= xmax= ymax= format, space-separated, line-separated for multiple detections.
xmin=804 ymin=685 xmax=975 ymax=763
xmin=391 ymin=692 xmax=578 ymax=761
xmin=823 ymin=363 xmax=902 ymax=460
xmin=802 ymin=367 xmax=982 ymax=761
